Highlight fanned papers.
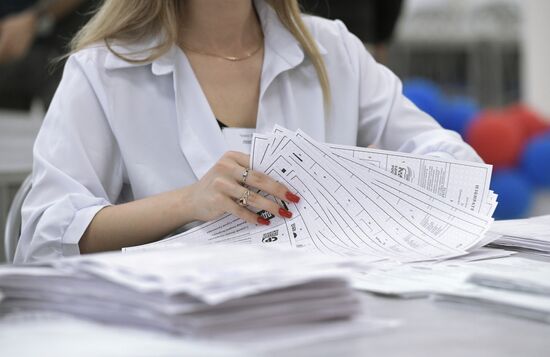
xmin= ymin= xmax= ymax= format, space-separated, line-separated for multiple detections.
xmin=487 ymin=215 xmax=550 ymax=257
xmin=125 ymin=126 xmax=497 ymax=261
xmin=253 ymin=127 xmax=496 ymax=261
xmin=0 ymin=245 xmax=362 ymax=338
xmin=126 ymin=126 xmax=497 ymax=263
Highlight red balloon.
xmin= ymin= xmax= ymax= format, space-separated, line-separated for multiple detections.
xmin=506 ymin=104 xmax=550 ymax=141
xmin=466 ymin=111 xmax=525 ymax=168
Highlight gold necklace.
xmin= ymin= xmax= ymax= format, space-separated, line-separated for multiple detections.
xmin=180 ymin=37 xmax=264 ymax=62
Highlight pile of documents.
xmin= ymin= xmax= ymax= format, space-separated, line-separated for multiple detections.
xmin=351 ymin=248 xmax=515 ymax=298
xmin=436 ymin=255 xmax=550 ymax=323
xmin=130 ymin=126 xmax=498 ymax=263
xmin=353 ymin=254 xmax=550 ymax=324
xmin=487 ymin=215 xmax=550 ymax=257
xmin=0 ymin=245 xmax=362 ymax=337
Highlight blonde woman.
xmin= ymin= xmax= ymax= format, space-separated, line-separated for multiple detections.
xmin=15 ymin=0 xmax=481 ymax=263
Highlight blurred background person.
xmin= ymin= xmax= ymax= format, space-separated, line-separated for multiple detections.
xmin=0 ymin=0 xmax=95 ymax=110
xmin=301 ymin=0 xmax=404 ymax=63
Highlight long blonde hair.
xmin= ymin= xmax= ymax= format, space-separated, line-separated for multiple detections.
xmin=72 ymin=0 xmax=330 ymax=105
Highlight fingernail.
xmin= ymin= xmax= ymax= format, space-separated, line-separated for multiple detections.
xmin=257 ymin=217 xmax=271 ymax=225
xmin=279 ymin=208 xmax=293 ymax=218
xmin=285 ymin=191 xmax=300 ymax=203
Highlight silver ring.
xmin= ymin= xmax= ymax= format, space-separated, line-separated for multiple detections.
xmin=237 ymin=189 xmax=250 ymax=206
xmin=241 ymin=168 xmax=250 ymax=185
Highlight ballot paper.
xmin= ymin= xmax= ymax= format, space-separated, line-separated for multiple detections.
xmin=352 ymin=263 xmax=468 ymax=298
xmin=353 ymin=254 xmax=550 ymax=324
xmin=0 ymin=245 xmax=366 ymax=339
xmin=351 ymin=252 xmax=522 ymax=298
xmin=126 ymin=126 xmax=497 ymax=264
xmin=250 ymin=126 xmax=495 ymax=260
xmin=487 ymin=215 xmax=550 ymax=257
xmin=464 ymin=256 xmax=550 ymax=297
xmin=222 ymin=128 xmax=255 ymax=154
xmin=124 ymin=191 xmax=322 ymax=253
xmin=327 ymin=144 xmax=496 ymax=216
xmin=443 ymin=271 xmax=550 ymax=324
xmin=433 ymin=285 xmax=550 ymax=324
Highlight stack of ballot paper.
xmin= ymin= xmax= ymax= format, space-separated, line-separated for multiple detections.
xmin=0 ymin=245 xmax=362 ymax=338
xmin=487 ymin=215 xmax=550 ymax=257
xmin=353 ymin=254 xmax=550 ymax=324
xmin=128 ymin=126 xmax=498 ymax=263
xmin=433 ymin=284 xmax=550 ymax=324
xmin=351 ymin=248 xmax=515 ymax=298
xmin=434 ymin=255 xmax=550 ymax=324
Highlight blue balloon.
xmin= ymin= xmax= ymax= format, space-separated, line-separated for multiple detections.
xmin=403 ymin=79 xmax=443 ymax=120
xmin=490 ymin=170 xmax=534 ymax=220
xmin=436 ymin=98 xmax=480 ymax=137
xmin=521 ymin=135 xmax=550 ymax=187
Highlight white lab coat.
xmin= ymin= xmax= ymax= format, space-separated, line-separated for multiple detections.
xmin=15 ymin=0 xmax=481 ymax=263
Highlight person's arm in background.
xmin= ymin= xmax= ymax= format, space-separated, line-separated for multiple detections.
xmin=0 ymin=0 xmax=85 ymax=64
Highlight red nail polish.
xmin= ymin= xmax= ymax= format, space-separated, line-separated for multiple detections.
xmin=257 ymin=217 xmax=270 ymax=225
xmin=285 ymin=191 xmax=300 ymax=203
xmin=279 ymin=208 xmax=293 ymax=218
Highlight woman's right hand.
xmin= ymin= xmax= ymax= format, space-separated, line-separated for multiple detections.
xmin=186 ymin=151 xmax=300 ymax=225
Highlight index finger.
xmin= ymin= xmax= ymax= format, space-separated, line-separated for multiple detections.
xmin=223 ymin=151 xmax=250 ymax=168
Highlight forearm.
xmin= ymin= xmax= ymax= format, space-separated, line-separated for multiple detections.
xmin=32 ymin=0 xmax=86 ymax=22
xmin=79 ymin=185 xmax=197 ymax=254
xmin=78 ymin=151 xmax=299 ymax=254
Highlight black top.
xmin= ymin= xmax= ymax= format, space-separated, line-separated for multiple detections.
xmin=217 ymin=119 xmax=228 ymax=129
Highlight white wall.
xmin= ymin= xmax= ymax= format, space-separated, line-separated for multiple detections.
xmin=522 ymin=0 xmax=550 ymax=119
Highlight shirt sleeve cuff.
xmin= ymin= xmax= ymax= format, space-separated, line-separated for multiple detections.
xmin=61 ymin=203 xmax=110 ymax=256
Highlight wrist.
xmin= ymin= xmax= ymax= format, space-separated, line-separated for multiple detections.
xmin=20 ymin=9 xmax=39 ymax=30
xmin=176 ymin=184 xmax=199 ymax=224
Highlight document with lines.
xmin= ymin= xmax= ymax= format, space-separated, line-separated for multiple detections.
xmin=125 ymin=126 xmax=497 ymax=263
xmin=328 ymin=144 xmax=497 ymax=216
xmin=254 ymin=128 xmax=493 ymax=261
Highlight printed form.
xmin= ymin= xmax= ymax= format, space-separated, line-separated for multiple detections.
xmin=125 ymin=126 xmax=497 ymax=263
